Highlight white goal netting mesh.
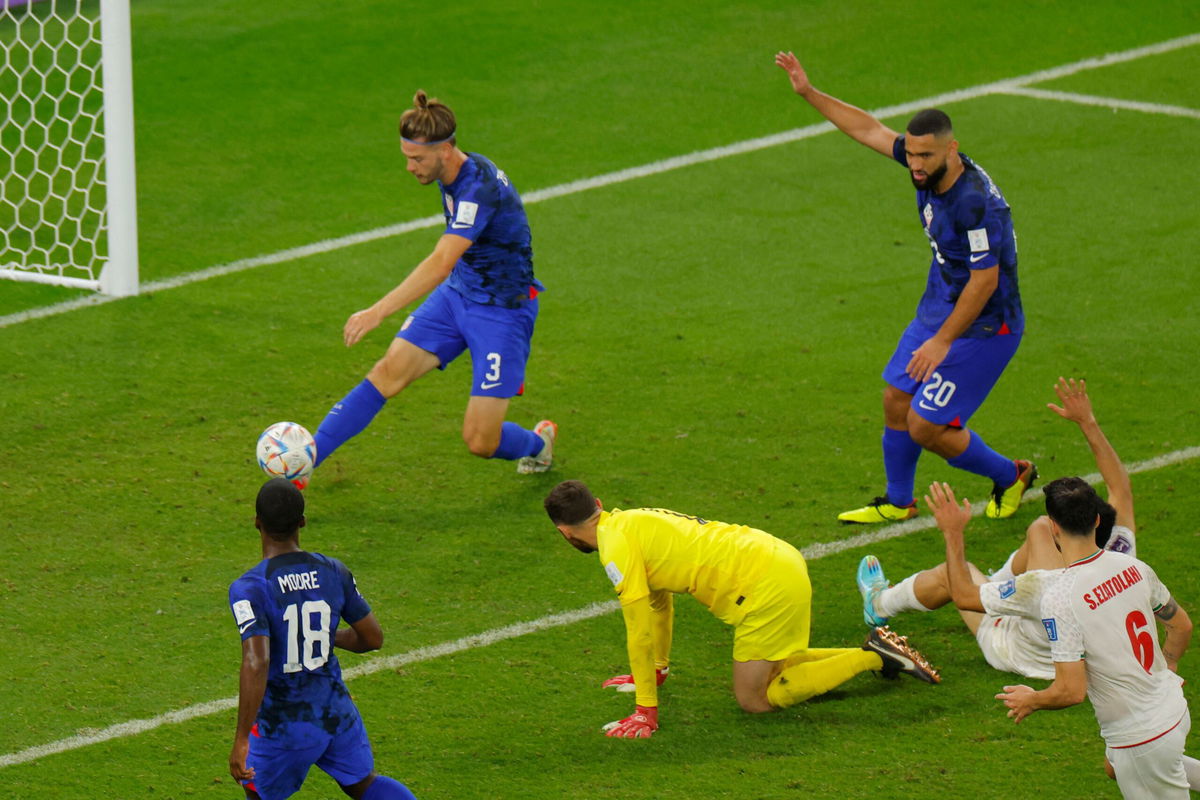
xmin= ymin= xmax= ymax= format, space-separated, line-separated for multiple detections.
xmin=1 ymin=0 xmax=110 ymax=289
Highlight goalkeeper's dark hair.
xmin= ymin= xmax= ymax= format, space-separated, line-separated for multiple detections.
xmin=544 ymin=480 xmax=598 ymax=526
xmin=400 ymin=90 xmax=456 ymax=144
xmin=1044 ymin=476 xmax=1113 ymax=539
xmin=256 ymin=478 xmax=305 ymax=540
xmin=906 ymin=108 xmax=953 ymax=138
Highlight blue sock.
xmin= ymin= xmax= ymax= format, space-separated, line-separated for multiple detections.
xmin=312 ymin=379 xmax=387 ymax=468
xmin=490 ymin=421 xmax=543 ymax=460
xmin=946 ymin=430 xmax=1016 ymax=485
xmin=361 ymin=775 xmax=417 ymax=800
xmin=882 ymin=427 xmax=922 ymax=507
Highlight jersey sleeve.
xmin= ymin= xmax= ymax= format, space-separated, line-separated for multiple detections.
xmin=620 ymin=596 xmax=660 ymax=708
xmin=1040 ymin=576 xmax=1085 ymax=663
xmin=979 ymin=570 xmax=1055 ymax=620
xmin=891 ymin=135 xmax=908 ymax=166
xmin=1144 ymin=563 xmax=1172 ymax=612
xmin=953 ymin=190 xmax=1000 ymax=270
xmin=444 ymin=173 xmax=499 ymax=242
xmin=229 ymin=578 xmax=270 ymax=641
xmin=335 ymin=560 xmax=372 ymax=624
xmin=600 ymin=527 xmax=650 ymax=606
xmin=1104 ymin=525 xmax=1136 ymax=557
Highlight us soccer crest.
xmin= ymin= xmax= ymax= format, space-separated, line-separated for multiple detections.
xmin=922 ymin=202 xmax=933 ymax=227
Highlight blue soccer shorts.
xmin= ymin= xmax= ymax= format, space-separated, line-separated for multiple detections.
xmin=881 ymin=317 xmax=1022 ymax=427
xmin=397 ymin=283 xmax=538 ymax=399
xmin=243 ymin=716 xmax=374 ymax=800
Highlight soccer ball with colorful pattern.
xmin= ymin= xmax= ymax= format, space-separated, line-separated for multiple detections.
xmin=256 ymin=422 xmax=317 ymax=485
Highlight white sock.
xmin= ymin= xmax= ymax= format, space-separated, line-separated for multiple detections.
xmin=989 ymin=550 xmax=1018 ymax=582
xmin=874 ymin=574 xmax=931 ymax=619
xmin=1184 ymin=755 xmax=1200 ymax=790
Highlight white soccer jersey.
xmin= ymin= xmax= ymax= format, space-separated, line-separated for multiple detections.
xmin=973 ymin=525 xmax=1138 ymax=679
xmin=1041 ymin=549 xmax=1187 ymax=747
xmin=977 ymin=569 xmax=1063 ymax=679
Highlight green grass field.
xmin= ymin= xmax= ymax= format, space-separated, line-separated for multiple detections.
xmin=2 ymin=1 xmax=1199 ymax=797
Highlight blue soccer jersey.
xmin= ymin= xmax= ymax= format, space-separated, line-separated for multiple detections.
xmin=892 ymin=136 xmax=1023 ymax=338
xmin=228 ymin=552 xmax=371 ymax=747
xmin=439 ymin=153 xmax=540 ymax=309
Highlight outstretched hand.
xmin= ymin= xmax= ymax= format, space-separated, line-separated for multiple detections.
xmin=1047 ymin=377 xmax=1095 ymax=426
xmin=995 ymin=684 xmax=1037 ymax=723
xmin=343 ymin=307 xmax=381 ymax=347
xmin=774 ymin=51 xmax=812 ymax=95
xmin=925 ymin=481 xmax=971 ymax=540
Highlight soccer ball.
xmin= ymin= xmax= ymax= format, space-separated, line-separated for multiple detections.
xmin=256 ymin=422 xmax=317 ymax=482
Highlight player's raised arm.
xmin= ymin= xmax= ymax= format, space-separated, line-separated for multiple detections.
xmin=774 ymin=51 xmax=899 ymax=157
xmin=926 ymin=482 xmax=985 ymax=612
xmin=1047 ymin=378 xmax=1134 ymax=531
xmin=342 ymin=233 xmax=473 ymax=347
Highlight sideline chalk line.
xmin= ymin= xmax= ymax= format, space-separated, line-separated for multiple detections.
xmin=2 ymin=31 xmax=1197 ymax=330
xmin=3 ymin=444 xmax=1196 ymax=768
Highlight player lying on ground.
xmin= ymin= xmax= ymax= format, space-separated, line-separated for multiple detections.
xmin=926 ymin=475 xmax=1196 ymax=798
xmin=775 ymin=51 xmax=1034 ymax=524
xmin=856 ymin=378 xmax=1134 ymax=680
xmin=544 ymin=480 xmax=940 ymax=739
xmin=304 ymin=90 xmax=555 ymax=487
xmin=229 ymin=479 xmax=418 ymax=800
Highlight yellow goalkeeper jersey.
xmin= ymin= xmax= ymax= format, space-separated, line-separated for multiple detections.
xmin=596 ymin=507 xmax=781 ymax=626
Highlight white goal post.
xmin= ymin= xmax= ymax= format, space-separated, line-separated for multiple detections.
xmin=0 ymin=0 xmax=138 ymax=296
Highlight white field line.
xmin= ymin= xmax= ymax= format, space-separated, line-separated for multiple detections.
xmin=996 ymin=86 xmax=1200 ymax=119
xmin=3 ymin=444 xmax=1197 ymax=769
xmin=2 ymin=31 xmax=1197 ymax=331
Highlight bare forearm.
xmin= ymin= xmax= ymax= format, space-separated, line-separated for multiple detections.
xmin=235 ymin=661 xmax=267 ymax=738
xmin=943 ymin=537 xmax=983 ymax=612
xmin=1028 ymin=681 xmax=1084 ymax=713
xmin=933 ymin=275 xmax=994 ymax=345
xmin=1078 ymin=418 xmax=1130 ymax=504
xmin=798 ymin=87 xmax=896 ymax=155
xmin=370 ymin=257 xmax=453 ymax=320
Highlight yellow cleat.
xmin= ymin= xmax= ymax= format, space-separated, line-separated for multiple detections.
xmin=985 ymin=460 xmax=1038 ymax=519
xmin=838 ymin=497 xmax=918 ymax=524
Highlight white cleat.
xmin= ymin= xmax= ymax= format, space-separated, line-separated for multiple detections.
xmin=516 ymin=420 xmax=557 ymax=474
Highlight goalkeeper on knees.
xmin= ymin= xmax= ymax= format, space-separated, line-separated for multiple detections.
xmin=544 ymin=480 xmax=941 ymax=740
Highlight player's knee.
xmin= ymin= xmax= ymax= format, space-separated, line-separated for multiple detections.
xmin=366 ymin=361 xmax=404 ymax=398
xmin=463 ymin=429 xmax=499 ymax=458
xmin=737 ymin=694 xmax=775 ymax=714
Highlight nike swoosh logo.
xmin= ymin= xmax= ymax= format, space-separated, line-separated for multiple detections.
xmin=917 ymin=401 xmax=938 ymax=411
xmin=451 ymin=222 xmax=473 ymax=229
xmin=238 ymin=620 xmax=255 ymax=633
xmin=969 ymin=253 xmax=988 ymax=263
xmin=479 ymin=381 xmax=502 ymax=390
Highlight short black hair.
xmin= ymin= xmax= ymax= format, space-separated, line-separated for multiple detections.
xmin=256 ymin=478 xmax=305 ymax=539
xmin=1044 ymin=477 xmax=1102 ymax=537
xmin=906 ymin=108 xmax=953 ymax=138
xmin=544 ymin=480 xmax=598 ymax=526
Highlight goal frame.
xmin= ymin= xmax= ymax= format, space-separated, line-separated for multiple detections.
xmin=0 ymin=0 xmax=139 ymax=296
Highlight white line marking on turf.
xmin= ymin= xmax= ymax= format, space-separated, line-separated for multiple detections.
xmin=0 ymin=601 xmax=619 ymax=769
xmin=3 ymin=445 xmax=1196 ymax=769
xmin=2 ymin=31 xmax=1197 ymax=330
xmin=996 ymin=86 xmax=1200 ymax=119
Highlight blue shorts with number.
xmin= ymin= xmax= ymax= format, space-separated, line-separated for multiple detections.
xmin=397 ymin=283 xmax=538 ymax=399
xmin=882 ymin=317 xmax=1021 ymax=427
xmin=243 ymin=715 xmax=374 ymax=800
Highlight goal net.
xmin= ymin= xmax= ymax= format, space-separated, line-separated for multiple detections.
xmin=0 ymin=0 xmax=138 ymax=296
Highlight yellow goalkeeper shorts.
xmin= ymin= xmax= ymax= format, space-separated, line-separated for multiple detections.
xmin=732 ymin=541 xmax=812 ymax=663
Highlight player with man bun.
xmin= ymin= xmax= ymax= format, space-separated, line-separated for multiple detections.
xmin=306 ymin=90 xmax=555 ymax=485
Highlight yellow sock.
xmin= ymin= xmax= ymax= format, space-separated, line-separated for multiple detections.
xmin=766 ymin=648 xmax=883 ymax=708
